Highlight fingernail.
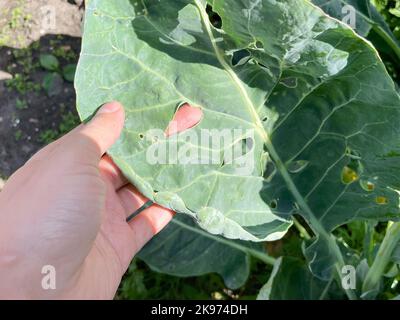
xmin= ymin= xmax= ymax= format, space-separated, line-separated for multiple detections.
xmin=97 ymin=102 xmax=121 ymax=114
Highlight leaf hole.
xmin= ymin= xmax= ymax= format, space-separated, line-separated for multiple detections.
xmin=221 ymin=137 xmax=254 ymax=167
xmin=165 ymin=103 xmax=203 ymax=137
xmin=257 ymin=62 xmax=271 ymax=72
xmin=287 ymin=160 xmax=309 ymax=174
xmin=231 ymin=49 xmax=251 ymax=67
xmin=263 ymin=160 xmax=276 ymax=181
xmin=206 ymin=4 xmax=222 ymax=29
xmin=139 ymin=133 xmax=144 ymax=140
xmin=255 ymin=40 xmax=264 ymax=49
xmin=243 ymin=137 xmax=254 ymax=151
xmin=270 ymin=199 xmax=277 ymax=209
xmin=280 ymin=77 xmax=298 ymax=88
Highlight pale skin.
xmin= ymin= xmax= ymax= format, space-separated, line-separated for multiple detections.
xmin=0 ymin=101 xmax=203 ymax=299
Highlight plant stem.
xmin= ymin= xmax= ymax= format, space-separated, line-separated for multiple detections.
xmin=247 ymin=248 xmax=276 ymax=266
xmin=364 ymin=222 xmax=376 ymax=265
xmin=172 ymin=218 xmax=276 ymax=266
xmin=292 ymin=216 xmax=312 ymax=240
xmin=362 ymin=221 xmax=400 ymax=295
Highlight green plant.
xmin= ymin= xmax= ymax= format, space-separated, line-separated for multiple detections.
xmin=14 ymin=129 xmax=23 ymax=142
xmin=52 ymin=42 xmax=78 ymax=62
xmin=39 ymin=54 xmax=60 ymax=71
xmin=39 ymin=54 xmax=77 ymax=94
xmin=15 ymin=98 xmax=28 ymax=110
xmin=38 ymin=129 xmax=59 ymax=144
xmin=59 ymin=111 xmax=80 ymax=135
xmin=5 ymin=47 xmax=40 ymax=94
xmin=62 ymin=64 xmax=77 ymax=82
xmin=5 ymin=73 xmax=39 ymax=94
xmin=38 ymin=110 xmax=80 ymax=144
xmin=76 ymin=0 xmax=400 ymax=300
xmin=42 ymin=72 xmax=63 ymax=97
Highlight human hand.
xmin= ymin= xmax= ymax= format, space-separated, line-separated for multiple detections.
xmin=0 ymin=101 xmax=202 ymax=299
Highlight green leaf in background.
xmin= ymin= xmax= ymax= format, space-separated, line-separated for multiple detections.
xmin=257 ymin=257 xmax=344 ymax=300
xmin=388 ymin=0 xmax=400 ymax=18
xmin=138 ymin=215 xmax=272 ymax=289
xmin=76 ymin=0 xmax=400 ymax=296
xmin=63 ymin=64 xmax=77 ymax=82
xmin=42 ymin=72 xmax=63 ymax=97
xmin=389 ymin=6 xmax=400 ymax=18
xmin=393 ymin=242 xmax=400 ymax=263
xmin=39 ymin=54 xmax=60 ymax=71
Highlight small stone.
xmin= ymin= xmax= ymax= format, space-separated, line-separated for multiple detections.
xmin=0 ymin=70 xmax=12 ymax=81
xmin=12 ymin=119 xmax=20 ymax=127
xmin=61 ymin=45 xmax=71 ymax=51
xmin=22 ymin=145 xmax=32 ymax=153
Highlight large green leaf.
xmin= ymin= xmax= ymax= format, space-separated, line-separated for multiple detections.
xmin=76 ymin=0 xmax=294 ymax=242
xmin=138 ymin=214 xmax=273 ymax=289
xmin=76 ymin=0 xmax=400 ymax=283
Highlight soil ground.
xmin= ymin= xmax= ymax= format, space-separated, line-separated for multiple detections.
xmin=0 ymin=0 xmax=83 ymax=178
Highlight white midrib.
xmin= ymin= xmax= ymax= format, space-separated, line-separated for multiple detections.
xmin=195 ymin=0 xmax=356 ymax=299
xmin=194 ymin=0 xmax=315 ymax=222
xmin=194 ymin=0 xmax=265 ymax=135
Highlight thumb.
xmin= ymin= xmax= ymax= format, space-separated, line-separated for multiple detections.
xmin=75 ymin=101 xmax=125 ymax=158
